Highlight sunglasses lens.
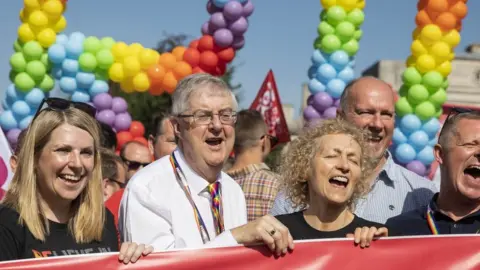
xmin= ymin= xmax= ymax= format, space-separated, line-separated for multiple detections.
xmin=75 ymin=103 xmax=97 ymax=117
xmin=47 ymin=98 xmax=70 ymax=110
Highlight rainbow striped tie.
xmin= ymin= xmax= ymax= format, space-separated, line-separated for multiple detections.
xmin=208 ymin=182 xmax=224 ymax=235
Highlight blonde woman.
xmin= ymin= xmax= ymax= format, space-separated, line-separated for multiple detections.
xmin=276 ymin=119 xmax=389 ymax=248
xmin=0 ymin=98 xmax=152 ymax=263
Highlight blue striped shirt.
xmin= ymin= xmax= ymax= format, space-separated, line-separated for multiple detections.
xmin=269 ymin=152 xmax=438 ymax=224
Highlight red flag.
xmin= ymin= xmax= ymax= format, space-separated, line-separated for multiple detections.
xmin=250 ymin=70 xmax=291 ymax=145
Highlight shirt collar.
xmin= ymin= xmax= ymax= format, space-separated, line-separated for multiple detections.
xmin=227 ymin=163 xmax=270 ymax=178
xmin=376 ymin=151 xmax=397 ymax=183
xmin=427 ymin=193 xmax=480 ymax=220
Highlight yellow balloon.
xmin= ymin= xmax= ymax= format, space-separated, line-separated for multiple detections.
xmin=19 ymin=9 xmax=27 ymax=23
xmin=436 ymin=61 xmax=452 ymax=77
xmin=447 ymin=52 xmax=455 ymax=61
xmin=128 ymin=43 xmax=144 ymax=57
xmin=412 ymin=28 xmax=420 ymax=40
xmin=18 ymin=23 xmax=35 ymax=43
xmin=24 ymin=0 xmax=41 ymax=10
xmin=442 ymin=29 xmax=461 ymax=48
xmin=123 ymin=56 xmax=141 ymax=77
xmin=320 ymin=0 xmax=337 ymax=9
xmin=420 ymin=24 xmax=442 ymax=46
xmin=356 ymin=0 xmax=365 ymax=9
xmin=416 ymin=54 xmax=436 ymax=74
xmin=430 ymin=41 xmax=450 ymax=62
xmin=28 ymin=10 xmax=48 ymax=29
xmin=108 ymin=63 xmax=125 ymax=82
xmin=120 ymin=77 xmax=135 ymax=93
xmin=338 ymin=0 xmax=356 ymax=11
xmin=133 ymin=72 xmax=150 ymax=92
xmin=41 ymin=0 xmax=64 ymax=19
xmin=138 ymin=49 xmax=160 ymax=70
xmin=111 ymin=42 xmax=129 ymax=62
xmin=406 ymin=55 xmax=416 ymax=67
xmin=52 ymin=16 xmax=67 ymax=33
xmin=411 ymin=40 xmax=428 ymax=57
xmin=37 ymin=28 xmax=56 ymax=48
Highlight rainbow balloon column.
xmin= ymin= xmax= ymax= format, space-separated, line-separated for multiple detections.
xmin=392 ymin=0 xmax=467 ymax=176
xmin=303 ymin=0 xmax=365 ymax=122
xmin=0 ymin=0 xmax=66 ymax=147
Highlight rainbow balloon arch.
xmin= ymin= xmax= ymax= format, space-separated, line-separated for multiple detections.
xmin=0 ymin=0 xmax=254 ymax=151
xmin=303 ymin=0 xmax=468 ymax=177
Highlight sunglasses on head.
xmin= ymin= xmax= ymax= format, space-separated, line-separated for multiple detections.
xmin=262 ymin=134 xmax=279 ymax=148
xmin=121 ymin=156 xmax=150 ymax=171
xmin=33 ymin=98 xmax=97 ymax=121
xmin=438 ymin=107 xmax=476 ymax=136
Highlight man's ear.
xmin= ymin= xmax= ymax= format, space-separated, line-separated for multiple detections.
xmin=147 ymin=135 xmax=155 ymax=156
xmin=434 ymin=144 xmax=444 ymax=165
xmin=170 ymin=118 xmax=181 ymax=138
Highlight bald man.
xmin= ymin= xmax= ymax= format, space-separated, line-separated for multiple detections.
xmin=120 ymin=141 xmax=152 ymax=180
xmin=270 ymin=77 xmax=437 ymax=224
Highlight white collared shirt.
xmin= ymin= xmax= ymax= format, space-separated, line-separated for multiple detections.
xmin=119 ymin=149 xmax=247 ymax=251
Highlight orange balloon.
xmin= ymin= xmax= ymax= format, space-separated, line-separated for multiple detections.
xmin=455 ymin=20 xmax=462 ymax=31
xmin=426 ymin=8 xmax=440 ymax=21
xmin=198 ymin=35 xmax=215 ymax=52
xmin=129 ymin=121 xmax=145 ymax=137
xmin=199 ymin=51 xmax=219 ymax=69
xmin=172 ymin=61 xmax=193 ymax=80
xmin=147 ymin=64 xmax=166 ymax=84
xmin=217 ymin=47 xmax=235 ymax=63
xmin=427 ymin=0 xmax=448 ymax=13
xmin=192 ymin=66 xmax=207 ymax=74
xmin=133 ymin=136 xmax=148 ymax=147
xmin=435 ymin=12 xmax=457 ymax=31
xmin=189 ymin=39 xmax=199 ymax=49
xmin=162 ymin=72 xmax=178 ymax=94
xmin=149 ymin=82 xmax=164 ymax=96
xmin=449 ymin=1 xmax=468 ymax=19
xmin=415 ymin=10 xmax=432 ymax=27
xmin=172 ymin=46 xmax=186 ymax=61
xmin=158 ymin=53 xmax=177 ymax=70
xmin=417 ymin=0 xmax=427 ymax=11
xmin=116 ymin=131 xmax=133 ymax=151
xmin=183 ymin=48 xmax=201 ymax=67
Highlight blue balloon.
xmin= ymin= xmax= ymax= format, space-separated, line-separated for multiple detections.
xmin=48 ymin=44 xmax=67 ymax=65
xmin=59 ymin=77 xmax=77 ymax=93
xmin=393 ymin=127 xmax=408 ymax=145
xmin=311 ymin=50 xmax=328 ymax=65
xmin=24 ymin=88 xmax=45 ymax=109
xmin=236 ymin=0 xmax=248 ymax=3
xmin=394 ymin=143 xmax=416 ymax=164
xmin=417 ymin=146 xmax=435 ymax=165
xmin=0 ymin=110 xmax=18 ymax=131
xmin=5 ymin=84 xmax=23 ymax=106
xmin=308 ymin=78 xmax=326 ymax=94
xmin=65 ymin=40 xmax=83 ymax=60
xmin=212 ymin=0 xmax=229 ymax=8
xmin=52 ymin=66 xmax=63 ymax=80
xmin=308 ymin=65 xmax=318 ymax=79
xmin=76 ymin=72 xmax=95 ymax=89
xmin=56 ymin=34 xmax=69 ymax=46
xmin=329 ymin=51 xmax=349 ymax=70
xmin=11 ymin=100 xmax=31 ymax=118
xmin=62 ymin=59 xmax=79 ymax=77
xmin=69 ymin=32 xmax=86 ymax=43
xmin=421 ymin=118 xmax=441 ymax=138
xmin=71 ymin=90 xmax=91 ymax=103
xmin=89 ymin=80 xmax=109 ymax=96
xmin=326 ymin=79 xmax=346 ymax=99
xmin=2 ymin=100 xmax=9 ymax=110
xmin=316 ymin=63 xmax=337 ymax=84
xmin=428 ymin=138 xmax=437 ymax=147
xmin=399 ymin=114 xmax=422 ymax=135
xmin=19 ymin=115 xmax=33 ymax=130
xmin=348 ymin=59 xmax=356 ymax=68
xmin=408 ymin=130 xmax=429 ymax=150
xmin=337 ymin=67 xmax=355 ymax=84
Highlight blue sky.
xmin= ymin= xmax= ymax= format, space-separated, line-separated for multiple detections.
xmin=0 ymin=1 xmax=479 ymax=119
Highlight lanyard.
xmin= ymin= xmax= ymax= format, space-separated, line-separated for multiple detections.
xmin=426 ymin=204 xmax=439 ymax=235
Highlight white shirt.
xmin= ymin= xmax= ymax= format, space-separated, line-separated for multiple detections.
xmin=119 ymin=149 xmax=247 ymax=251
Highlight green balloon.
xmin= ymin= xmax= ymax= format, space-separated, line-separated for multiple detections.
xmin=79 ymin=52 xmax=97 ymax=72
xmin=434 ymin=108 xmax=443 ymax=118
xmin=14 ymin=39 xmax=23 ymax=52
xmin=317 ymin=21 xmax=335 ymax=36
xmin=429 ymin=88 xmax=447 ymax=107
xmin=441 ymin=79 xmax=449 ymax=90
xmin=96 ymin=49 xmax=114 ymax=69
xmin=346 ymin=8 xmax=365 ymax=27
xmin=95 ymin=68 xmax=109 ymax=81
xmin=83 ymin=36 xmax=102 ymax=54
xmin=26 ymin=60 xmax=46 ymax=81
xmin=342 ymin=39 xmax=359 ymax=56
xmin=422 ymin=71 xmax=444 ymax=90
xmin=320 ymin=10 xmax=327 ymax=21
xmin=415 ymin=101 xmax=436 ymax=121
xmin=402 ymin=67 xmax=422 ymax=86
xmin=23 ymin=41 xmax=43 ymax=61
xmin=407 ymin=84 xmax=429 ymax=105
xmin=314 ymin=37 xmax=323 ymax=49
xmin=395 ymin=97 xmax=414 ymax=117
xmin=326 ymin=6 xmax=347 ymax=26
xmin=321 ymin=34 xmax=342 ymax=53
xmin=10 ymin=52 xmax=27 ymax=72
xmin=101 ymin=37 xmax=116 ymax=50
xmin=336 ymin=21 xmax=355 ymax=42
xmin=398 ymin=85 xmax=409 ymax=97
xmin=14 ymin=72 xmax=35 ymax=92
xmin=353 ymin=29 xmax=363 ymax=40
xmin=38 ymin=75 xmax=55 ymax=92
xmin=9 ymin=70 xmax=17 ymax=82
xmin=41 ymin=53 xmax=52 ymax=72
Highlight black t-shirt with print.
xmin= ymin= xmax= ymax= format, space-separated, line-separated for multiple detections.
xmin=0 ymin=205 xmax=119 ymax=261
xmin=276 ymin=211 xmax=386 ymax=240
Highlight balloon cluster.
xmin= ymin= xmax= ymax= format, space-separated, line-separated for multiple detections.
xmin=48 ymin=32 xmax=112 ymax=102
xmin=116 ymin=121 xmax=148 ymax=153
xmin=392 ymin=0 xmax=468 ymax=176
xmin=303 ymin=0 xmax=365 ymax=122
xmin=93 ymin=93 xmax=132 ymax=132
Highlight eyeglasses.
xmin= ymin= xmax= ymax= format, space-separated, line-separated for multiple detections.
xmin=33 ymin=98 xmax=97 ymax=121
xmin=107 ymin=178 xmax=126 ymax=189
xmin=438 ymin=107 xmax=474 ymax=138
xmin=177 ymin=110 xmax=237 ymax=125
xmin=262 ymin=134 xmax=279 ymax=147
xmin=121 ymin=156 xmax=150 ymax=171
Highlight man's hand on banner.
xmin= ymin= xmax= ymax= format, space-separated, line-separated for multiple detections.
xmin=118 ymin=242 xmax=154 ymax=264
xmin=346 ymin=227 xmax=389 ymax=248
xmin=231 ymin=215 xmax=294 ymax=256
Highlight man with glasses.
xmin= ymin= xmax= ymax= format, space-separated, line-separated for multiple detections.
xmin=101 ymin=149 xmax=127 ymax=201
xmin=119 ymin=74 xmax=293 ymax=256
xmin=120 ymin=141 xmax=152 ymax=180
xmin=387 ymin=109 xmax=480 ymax=235
xmin=226 ymin=109 xmax=281 ymax=221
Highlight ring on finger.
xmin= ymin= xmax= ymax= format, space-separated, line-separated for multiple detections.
xmin=268 ymin=229 xmax=276 ymax=236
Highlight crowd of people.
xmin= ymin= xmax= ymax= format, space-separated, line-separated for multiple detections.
xmin=0 ymin=73 xmax=479 ymax=263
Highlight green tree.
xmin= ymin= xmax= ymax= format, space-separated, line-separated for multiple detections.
xmin=111 ymin=33 xmax=242 ymax=137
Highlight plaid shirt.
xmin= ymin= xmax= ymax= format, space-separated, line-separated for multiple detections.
xmin=227 ymin=163 xmax=280 ymax=221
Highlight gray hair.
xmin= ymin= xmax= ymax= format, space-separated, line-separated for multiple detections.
xmin=438 ymin=111 xmax=480 ymax=148
xmin=171 ymin=73 xmax=238 ymax=115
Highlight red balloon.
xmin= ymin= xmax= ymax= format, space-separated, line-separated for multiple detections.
xmin=116 ymin=131 xmax=133 ymax=150
xmin=214 ymin=61 xmax=227 ymax=76
xmin=217 ymin=47 xmax=235 ymax=63
xmin=198 ymin=35 xmax=215 ymax=52
xmin=133 ymin=136 xmax=148 ymax=147
xmin=199 ymin=51 xmax=218 ymax=69
xmin=183 ymin=48 xmax=201 ymax=67
xmin=129 ymin=121 xmax=145 ymax=138
xmin=192 ymin=66 xmax=207 ymax=74
xmin=189 ymin=39 xmax=199 ymax=49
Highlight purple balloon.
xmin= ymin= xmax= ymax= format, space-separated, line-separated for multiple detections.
xmin=213 ymin=29 xmax=234 ymax=48
xmin=307 ymin=95 xmax=314 ymax=106
xmin=114 ymin=112 xmax=132 ymax=132
xmin=334 ymin=98 xmax=341 ymax=107
xmin=312 ymin=92 xmax=334 ymax=112
xmin=406 ymin=160 xmax=427 ymax=176
xmin=207 ymin=0 xmax=221 ymax=14
xmin=210 ymin=12 xmax=228 ymax=29
xmin=201 ymin=22 xmax=210 ymax=35
xmin=223 ymin=1 xmax=243 ymax=21
xmin=229 ymin=17 xmax=248 ymax=36
xmin=303 ymin=105 xmax=321 ymax=121
xmin=232 ymin=35 xmax=245 ymax=50
xmin=96 ymin=109 xmax=116 ymax=126
xmin=6 ymin=128 xmax=21 ymax=147
xmin=92 ymin=93 xmax=112 ymax=111
xmin=323 ymin=106 xmax=338 ymax=119
xmin=111 ymin=97 xmax=128 ymax=113
xmin=242 ymin=0 xmax=254 ymax=17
